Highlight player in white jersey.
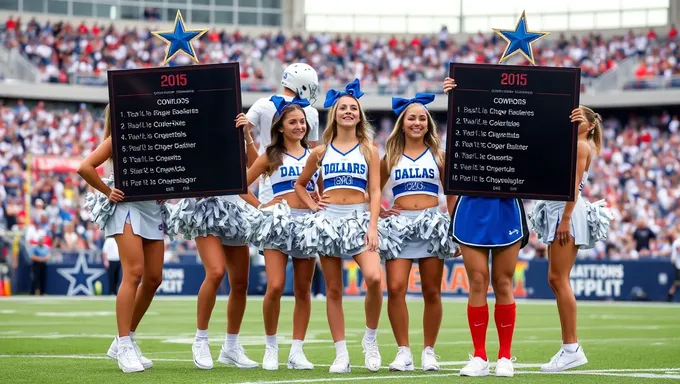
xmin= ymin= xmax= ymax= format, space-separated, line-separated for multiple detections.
xmin=379 ymin=94 xmax=456 ymax=373
xmin=294 ymin=79 xmax=384 ymax=374
xmin=244 ymin=63 xmax=320 ymax=204
xmin=238 ymin=95 xmax=320 ymax=371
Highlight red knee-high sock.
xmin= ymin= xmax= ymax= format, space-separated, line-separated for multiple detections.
xmin=467 ymin=304 xmax=488 ymax=360
xmin=495 ymin=302 xmax=516 ymax=359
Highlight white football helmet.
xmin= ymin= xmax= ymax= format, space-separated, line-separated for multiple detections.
xmin=281 ymin=63 xmax=320 ymax=106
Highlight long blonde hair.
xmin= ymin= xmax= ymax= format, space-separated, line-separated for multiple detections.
xmin=102 ymin=104 xmax=111 ymax=141
xmin=384 ymin=103 xmax=443 ymax=173
xmin=320 ymin=95 xmax=374 ymax=164
xmin=580 ymin=105 xmax=603 ymax=154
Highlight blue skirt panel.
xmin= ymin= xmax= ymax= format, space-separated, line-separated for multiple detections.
xmin=450 ymin=196 xmax=529 ymax=248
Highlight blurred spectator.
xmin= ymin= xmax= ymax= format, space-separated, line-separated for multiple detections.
xmin=30 ymin=237 xmax=49 ymax=295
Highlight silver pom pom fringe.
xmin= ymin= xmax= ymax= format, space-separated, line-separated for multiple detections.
xmin=250 ymin=200 xmax=298 ymax=251
xmin=411 ymin=209 xmax=457 ymax=259
xmin=297 ymin=213 xmax=340 ymax=256
xmin=377 ymin=214 xmax=411 ymax=261
xmin=528 ymin=200 xmax=549 ymax=244
xmin=166 ymin=196 xmax=260 ymax=242
xmin=583 ymin=199 xmax=613 ymax=248
xmin=84 ymin=176 xmax=116 ymax=229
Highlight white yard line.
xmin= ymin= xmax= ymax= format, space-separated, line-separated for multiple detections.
xmin=2 ymin=295 xmax=680 ymax=309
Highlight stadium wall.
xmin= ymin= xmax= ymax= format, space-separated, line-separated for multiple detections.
xmin=14 ymin=253 xmax=675 ymax=301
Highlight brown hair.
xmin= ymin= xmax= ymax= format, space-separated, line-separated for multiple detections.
xmin=320 ymin=95 xmax=374 ymax=165
xmin=265 ymin=104 xmax=310 ymax=176
xmin=580 ymin=105 xmax=602 ymax=154
xmin=384 ymin=103 xmax=443 ymax=173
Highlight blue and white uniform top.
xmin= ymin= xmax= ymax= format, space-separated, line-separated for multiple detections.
xmin=321 ymin=142 xmax=368 ymax=193
xmin=270 ymin=148 xmax=319 ymax=198
xmin=390 ymin=147 xmax=440 ymax=199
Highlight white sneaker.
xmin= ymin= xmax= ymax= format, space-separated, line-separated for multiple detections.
xmin=192 ymin=339 xmax=214 ymax=370
xmin=217 ymin=344 xmax=259 ymax=368
xmin=421 ymin=347 xmax=440 ymax=372
xmin=107 ymin=337 xmax=153 ymax=369
xmin=540 ymin=346 xmax=588 ymax=372
xmin=362 ymin=338 xmax=381 ymax=372
xmin=287 ymin=350 xmax=314 ymax=370
xmin=117 ymin=343 xmax=144 ymax=373
xmin=328 ymin=354 xmax=351 ymax=373
xmin=459 ymin=355 xmax=489 ymax=377
xmin=388 ymin=346 xmax=414 ymax=372
xmin=262 ymin=345 xmax=279 ymax=371
xmin=495 ymin=357 xmax=516 ymax=377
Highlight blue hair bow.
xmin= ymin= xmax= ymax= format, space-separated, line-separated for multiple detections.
xmin=323 ymin=78 xmax=364 ymax=108
xmin=270 ymin=95 xmax=310 ymax=117
xmin=391 ymin=93 xmax=436 ymax=116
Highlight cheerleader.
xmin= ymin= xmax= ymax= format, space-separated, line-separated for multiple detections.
xmin=530 ymin=106 xmax=611 ymax=372
xmin=241 ymin=63 xmax=320 ymax=204
xmin=379 ymin=94 xmax=456 ymax=372
xmin=444 ymin=78 xmax=529 ymax=378
xmin=294 ymin=79 xmax=383 ymax=373
xmin=78 ymin=105 xmax=165 ymax=373
xmin=239 ymin=96 xmax=319 ymax=370
xmin=168 ymin=120 xmax=261 ymax=371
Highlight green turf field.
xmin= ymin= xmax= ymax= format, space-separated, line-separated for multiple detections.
xmin=0 ymin=296 xmax=678 ymax=383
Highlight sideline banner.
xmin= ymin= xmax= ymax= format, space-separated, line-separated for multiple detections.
xmin=39 ymin=255 xmax=675 ymax=301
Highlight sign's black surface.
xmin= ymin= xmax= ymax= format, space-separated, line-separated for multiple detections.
xmin=445 ymin=63 xmax=581 ymax=201
xmin=107 ymin=63 xmax=246 ymax=201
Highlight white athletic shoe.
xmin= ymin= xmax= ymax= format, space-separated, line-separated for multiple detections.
xmin=540 ymin=346 xmax=588 ymax=372
xmin=287 ymin=350 xmax=314 ymax=370
xmin=495 ymin=357 xmax=516 ymax=377
xmin=107 ymin=337 xmax=153 ymax=369
xmin=388 ymin=347 xmax=414 ymax=372
xmin=262 ymin=345 xmax=279 ymax=371
xmin=217 ymin=344 xmax=259 ymax=368
xmin=421 ymin=347 xmax=440 ymax=372
xmin=192 ymin=339 xmax=214 ymax=370
xmin=328 ymin=354 xmax=351 ymax=373
xmin=116 ymin=342 xmax=144 ymax=373
xmin=459 ymin=355 xmax=489 ymax=377
xmin=362 ymin=338 xmax=381 ymax=372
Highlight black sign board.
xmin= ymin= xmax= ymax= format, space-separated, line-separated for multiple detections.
xmin=107 ymin=63 xmax=246 ymax=201
xmin=444 ymin=63 xmax=581 ymax=201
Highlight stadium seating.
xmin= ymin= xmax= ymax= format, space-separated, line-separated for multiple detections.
xmin=0 ymin=98 xmax=677 ymax=261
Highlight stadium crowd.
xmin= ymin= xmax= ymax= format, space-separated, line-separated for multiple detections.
xmin=2 ymin=16 xmax=679 ymax=92
xmin=0 ymin=97 xmax=678 ymax=262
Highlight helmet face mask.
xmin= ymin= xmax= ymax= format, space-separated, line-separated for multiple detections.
xmin=281 ymin=63 xmax=319 ymax=106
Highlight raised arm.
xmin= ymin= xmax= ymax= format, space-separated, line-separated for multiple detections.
xmin=236 ymin=112 xmax=258 ymax=167
xmin=295 ymin=146 xmax=324 ymax=211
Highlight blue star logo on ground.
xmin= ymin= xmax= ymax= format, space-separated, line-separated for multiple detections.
xmin=493 ymin=10 xmax=550 ymax=65
xmin=56 ymin=254 xmax=106 ymax=296
xmin=151 ymin=10 xmax=208 ymax=65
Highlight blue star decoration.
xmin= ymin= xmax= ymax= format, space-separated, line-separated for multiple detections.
xmin=56 ymin=253 xmax=106 ymax=296
xmin=493 ymin=11 xmax=550 ymax=65
xmin=151 ymin=10 xmax=208 ymax=66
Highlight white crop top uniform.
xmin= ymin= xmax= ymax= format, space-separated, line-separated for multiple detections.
xmin=321 ymin=142 xmax=368 ymax=193
xmin=270 ymin=149 xmax=319 ymax=198
xmin=390 ymin=147 xmax=441 ymax=199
